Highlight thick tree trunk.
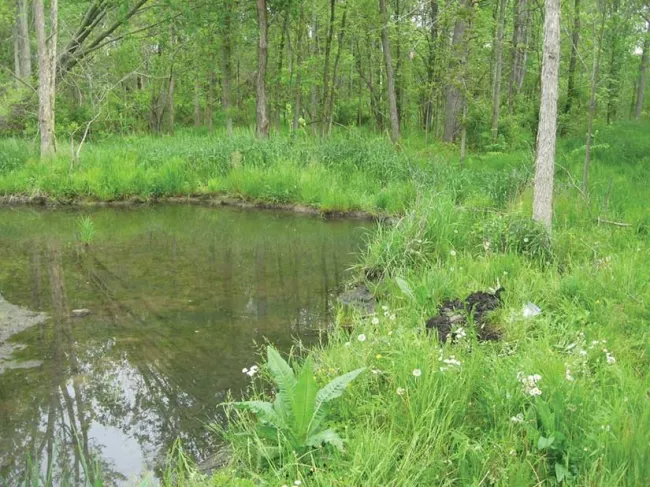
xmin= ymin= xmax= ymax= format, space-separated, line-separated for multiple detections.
xmin=379 ymin=0 xmax=400 ymax=143
xmin=508 ymin=0 xmax=529 ymax=109
xmin=255 ymin=0 xmax=269 ymax=138
xmin=634 ymin=21 xmax=650 ymax=120
xmin=532 ymin=0 xmax=561 ymax=230
xmin=292 ymin=5 xmax=305 ymax=131
xmin=14 ymin=0 xmax=32 ymax=84
xmin=564 ymin=0 xmax=581 ymax=114
xmin=34 ymin=0 xmax=58 ymax=157
xmin=443 ymin=0 xmax=470 ymax=143
xmin=222 ymin=1 xmax=234 ymax=136
xmin=491 ymin=0 xmax=507 ymax=142
xmin=584 ymin=1 xmax=607 ymax=193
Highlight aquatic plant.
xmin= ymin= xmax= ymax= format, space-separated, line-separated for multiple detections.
xmin=77 ymin=215 xmax=95 ymax=245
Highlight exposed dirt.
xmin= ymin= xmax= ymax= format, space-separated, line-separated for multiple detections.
xmin=0 ymin=193 xmax=396 ymax=222
xmin=425 ymin=288 xmax=504 ymax=343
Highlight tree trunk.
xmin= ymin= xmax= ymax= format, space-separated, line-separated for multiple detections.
xmin=508 ymin=0 xmax=529 ymax=110
xmin=194 ymin=74 xmax=201 ymax=127
xmin=255 ymin=0 xmax=269 ymax=138
xmin=326 ymin=2 xmax=348 ymax=135
xmin=564 ymin=0 xmax=581 ymax=114
xmin=292 ymin=5 xmax=305 ymax=131
xmin=583 ymin=1 xmax=607 ymax=194
xmin=14 ymin=0 xmax=32 ymax=84
xmin=491 ymin=0 xmax=507 ymax=143
xmin=222 ymin=0 xmax=234 ymax=136
xmin=208 ymin=68 xmax=215 ymax=133
xmin=605 ymin=1 xmax=620 ymax=125
xmin=168 ymin=68 xmax=175 ymax=135
xmin=634 ymin=21 xmax=650 ymax=120
xmin=443 ymin=0 xmax=470 ymax=143
xmin=532 ymin=0 xmax=560 ymax=230
xmin=379 ymin=0 xmax=400 ymax=143
xmin=273 ymin=10 xmax=289 ymax=131
xmin=34 ymin=0 xmax=58 ymax=157
xmin=425 ymin=0 xmax=439 ymax=138
xmin=320 ymin=0 xmax=336 ymax=135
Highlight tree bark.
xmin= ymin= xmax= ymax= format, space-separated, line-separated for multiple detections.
xmin=255 ymin=0 xmax=269 ymax=138
xmin=292 ymin=5 xmax=305 ymax=131
xmin=584 ymin=0 xmax=606 ymax=193
xmin=379 ymin=0 xmax=400 ymax=143
xmin=326 ymin=2 xmax=348 ymax=135
xmin=425 ymin=0 xmax=439 ymax=139
xmin=222 ymin=0 xmax=234 ymax=136
xmin=320 ymin=0 xmax=336 ymax=135
xmin=564 ymin=0 xmax=581 ymax=114
xmin=605 ymin=1 xmax=620 ymax=124
xmin=194 ymin=74 xmax=201 ymax=127
xmin=443 ymin=0 xmax=470 ymax=143
xmin=14 ymin=0 xmax=32 ymax=84
xmin=508 ymin=0 xmax=529 ymax=109
xmin=34 ymin=0 xmax=58 ymax=157
xmin=491 ymin=0 xmax=507 ymax=143
xmin=634 ymin=21 xmax=650 ymax=120
xmin=532 ymin=0 xmax=561 ymax=230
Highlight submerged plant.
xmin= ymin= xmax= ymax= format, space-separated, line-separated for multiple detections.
xmin=77 ymin=216 xmax=95 ymax=246
xmin=233 ymin=346 xmax=365 ymax=457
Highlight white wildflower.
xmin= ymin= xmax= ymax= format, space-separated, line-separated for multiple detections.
xmin=565 ymin=368 xmax=574 ymax=381
xmin=519 ymin=373 xmax=542 ymax=396
xmin=357 ymin=334 xmax=367 ymax=342
xmin=389 ymin=313 xmax=396 ymax=321
xmin=522 ymin=302 xmax=541 ymax=318
xmin=244 ymin=365 xmax=259 ymax=377
xmin=442 ymin=356 xmax=461 ymax=367
xmin=371 ymin=368 xmax=381 ymax=375
xmin=344 ymin=341 xmax=351 ymax=348
xmin=412 ymin=368 xmax=422 ymax=377
xmin=382 ymin=305 xmax=389 ymax=312
xmin=605 ymin=349 xmax=616 ymax=364
xmin=371 ymin=317 xmax=380 ymax=325
xmin=396 ymin=387 xmax=405 ymax=396
xmin=294 ymin=481 xmax=302 ymax=486
xmin=510 ymin=413 xmax=524 ymax=423
xmin=579 ymin=350 xmax=587 ymax=356
xmin=483 ymin=241 xmax=491 ymax=251
xmin=523 ymin=237 xmax=529 ymax=243
xmin=450 ymin=249 xmax=457 ymax=257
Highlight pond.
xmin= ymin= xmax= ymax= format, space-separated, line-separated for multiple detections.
xmin=0 ymin=205 xmax=370 ymax=485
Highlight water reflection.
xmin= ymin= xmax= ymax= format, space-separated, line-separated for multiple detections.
xmin=0 ymin=205 xmax=368 ymax=485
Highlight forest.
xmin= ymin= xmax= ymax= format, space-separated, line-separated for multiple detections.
xmin=1 ymin=0 xmax=650 ymax=485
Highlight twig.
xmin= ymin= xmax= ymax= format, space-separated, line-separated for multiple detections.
xmin=597 ymin=217 xmax=631 ymax=227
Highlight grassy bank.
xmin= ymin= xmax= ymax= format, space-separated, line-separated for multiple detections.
xmin=5 ymin=121 xmax=650 ymax=486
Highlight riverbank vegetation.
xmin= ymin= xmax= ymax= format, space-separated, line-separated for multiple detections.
xmin=2 ymin=0 xmax=650 ymax=484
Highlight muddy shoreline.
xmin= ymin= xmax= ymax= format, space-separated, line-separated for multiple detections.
xmin=0 ymin=193 xmax=396 ymax=222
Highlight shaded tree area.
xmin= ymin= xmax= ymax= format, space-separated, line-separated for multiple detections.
xmin=0 ymin=0 xmax=648 ymax=152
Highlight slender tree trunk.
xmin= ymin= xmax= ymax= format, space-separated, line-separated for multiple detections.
xmin=194 ymin=73 xmax=201 ymax=127
xmin=208 ymin=68 xmax=215 ymax=133
xmin=326 ymin=2 xmax=348 ymax=135
xmin=222 ymin=1 xmax=234 ymax=136
xmin=255 ymin=0 xmax=269 ymax=138
xmin=635 ymin=21 xmax=650 ymax=120
xmin=293 ymin=5 xmax=305 ymax=131
xmin=425 ymin=0 xmax=439 ymax=138
xmin=274 ymin=10 xmax=289 ymax=131
xmin=508 ymin=0 xmax=529 ymax=110
xmin=532 ymin=0 xmax=560 ymax=230
xmin=584 ymin=1 xmax=606 ymax=194
xmin=320 ymin=0 xmax=336 ymax=135
xmin=491 ymin=0 xmax=507 ymax=143
xmin=564 ymin=0 xmax=581 ymax=114
xmin=34 ymin=0 xmax=58 ymax=157
xmin=379 ymin=0 xmax=400 ymax=143
xmin=14 ymin=0 xmax=32 ymax=84
xmin=395 ymin=0 xmax=403 ymax=123
xmin=443 ymin=0 xmax=470 ymax=143
xmin=168 ymin=68 xmax=174 ymax=135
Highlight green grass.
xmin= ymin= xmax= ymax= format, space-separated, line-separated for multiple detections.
xmin=4 ymin=120 xmax=650 ymax=485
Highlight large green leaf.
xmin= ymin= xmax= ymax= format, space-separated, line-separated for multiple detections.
xmin=266 ymin=346 xmax=297 ymax=418
xmin=306 ymin=428 xmax=344 ymax=451
xmin=291 ymin=357 xmax=319 ymax=441
xmin=309 ymin=368 xmax=365 ymax=433
xmin=235 ymin=400 xmax=286 ymax=430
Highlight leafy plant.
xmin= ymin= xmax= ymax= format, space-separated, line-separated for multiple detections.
xmin=234 ymin=346 xmax=365 ymax=456
xmin=77 ymin=215 xmax=96 ymax=246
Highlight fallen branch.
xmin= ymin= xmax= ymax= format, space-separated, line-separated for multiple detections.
xmin=597 ymin=217 xmax=631 ymax=227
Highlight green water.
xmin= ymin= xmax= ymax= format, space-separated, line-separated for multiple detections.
xmin=0 ymin=205 xmax=369 ymax=485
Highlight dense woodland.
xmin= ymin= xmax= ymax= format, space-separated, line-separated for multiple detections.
xmin=1 ymin=0 xmax=649 ymax=150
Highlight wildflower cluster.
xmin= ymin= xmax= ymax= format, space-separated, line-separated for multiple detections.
xmin=439 ymin=353 xmax=462 ymax=372
xmin=381 ymin=305 xmax=396 ymax=321
xmin=242 ymin=365 xmax=259 ymax=377
xmin=517 ymin=372 xmax=542 ymax=396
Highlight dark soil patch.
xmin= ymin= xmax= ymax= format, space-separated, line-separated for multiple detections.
xmin=426 ymin=288 xmax=504 ymax=343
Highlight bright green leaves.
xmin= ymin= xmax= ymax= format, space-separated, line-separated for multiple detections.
xmin=233 ymin=346 xmax=365 ymax=456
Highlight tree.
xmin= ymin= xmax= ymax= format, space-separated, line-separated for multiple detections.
xmin=635 ymin=19 xmax=650 ymax=119
xmin=532 ymin=0 xmax=560 ymax=230
xmin=491 ymin=0 xmax=507 ymax=142
xmin=34 ymin=0 xmax=58 ymax=156
xmin=14 ymin=0 xmax=32 ymax=85
xmin=256 ymin=0 xmax=269 ymax=138
xmin=379 ymin=0 xmax=400 ymax=143
xmin=508 ymin=0 xmax=529 ymax=109
xmin=564 ymin=0 xmax=581 ymax=114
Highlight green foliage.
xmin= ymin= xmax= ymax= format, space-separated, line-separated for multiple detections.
xmin=76 ymin=216 xmax=96 ymax=245
xmin=233 ymin=346 xmax=365 ymax=459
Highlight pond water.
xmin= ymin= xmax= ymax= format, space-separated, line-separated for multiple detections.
xmin=0 ymin=205 xmax=369 ymax=485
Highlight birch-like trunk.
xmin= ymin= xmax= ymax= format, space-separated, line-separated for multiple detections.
xmin=34 ymin=0 xmax=58 ymax=157
xmin=532 ymin=0 xmax=560 ymax=230
xmin=491 ymin=0 xmax=507 ymax=143
xmin=292 ymin=5 xmax=305 ymax=131
xmin=379 ymin=0 xmax=400 ymax=143
xmin=14 ymin=0 xmax=32 ymax=84
xmin=634 ymin=21 xmax=650 ymax=120
xmin=255 ymin=0 xmax=269 ymax=138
